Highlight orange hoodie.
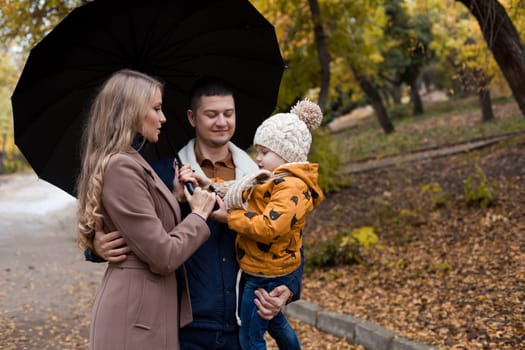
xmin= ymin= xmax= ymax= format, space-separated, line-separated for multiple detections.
xmin=226 ymin=163 xmax=324 ymax=276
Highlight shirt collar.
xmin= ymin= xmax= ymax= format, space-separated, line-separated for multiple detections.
xmin=194 ymin=145 xmax=235 ymax=169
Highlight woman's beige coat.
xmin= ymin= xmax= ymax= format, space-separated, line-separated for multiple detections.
xmin=89 ymin=149 xmax=210 ymax=350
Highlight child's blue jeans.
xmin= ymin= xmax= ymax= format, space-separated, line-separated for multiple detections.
xmin=239 ymin=273 xmax=301 ymax=350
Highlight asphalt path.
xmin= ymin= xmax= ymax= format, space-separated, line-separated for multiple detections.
xmin=0 ymin=172 xmax=104 ymax=349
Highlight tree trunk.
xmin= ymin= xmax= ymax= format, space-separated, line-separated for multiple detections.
xmin=307 ymin=0 xmax=331 ymax=112
xmin=479 ymin=88 xmax=495 ymax=122
xmin=391 ymin=86 xmax=402 ymax=105
xmin=457 ymin=0 xmax=525 ymax=117
xmin=409 ymin=79 xmax=424 ymax=116
xmin=351 ymin=67 xmax=394 ymax=134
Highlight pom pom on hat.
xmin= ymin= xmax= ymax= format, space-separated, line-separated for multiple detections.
xmin=253 ymin=98 xmax=323 ymax=163
xmin=290 ymin=98 xmax=323 ymax=131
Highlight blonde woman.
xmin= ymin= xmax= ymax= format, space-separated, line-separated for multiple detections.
xmin=76 ymin=69 xmax=216 ymax=350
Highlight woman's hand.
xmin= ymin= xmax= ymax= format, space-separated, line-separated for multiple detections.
xmin=172 ymin=162 xmax=193 ymax=201
xmin=173 ymin=162 xmax=214 ymax=202
xmin=174 ymin=163 xmax=209 ymax=201
xmin=186 ymin=186 xmax=217 ymax=220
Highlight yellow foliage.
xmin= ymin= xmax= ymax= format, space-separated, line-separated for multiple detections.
xmin=350 ymin=226 xmax=378 ymax=251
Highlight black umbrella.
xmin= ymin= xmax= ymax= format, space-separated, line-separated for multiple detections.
xmin=12 ymin=0 xmax=284 ymax=196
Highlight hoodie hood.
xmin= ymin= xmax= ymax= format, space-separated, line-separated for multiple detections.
xmin=274 ymin=162 xmax=324 ymax=207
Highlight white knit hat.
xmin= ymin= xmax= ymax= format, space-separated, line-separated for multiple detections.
xmin=253 ymin=99 xmax=323 ymax=163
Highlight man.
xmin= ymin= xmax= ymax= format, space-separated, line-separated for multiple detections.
xmin=90 ymin=78 xmax=302 ymax=349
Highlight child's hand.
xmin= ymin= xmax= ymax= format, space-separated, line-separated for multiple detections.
xmin=209 ymin=196 xmax=227 ymax=223
xmin=194 ymin=173 xmax=212 ymax=191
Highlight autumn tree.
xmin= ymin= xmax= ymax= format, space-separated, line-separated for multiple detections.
xmin=0 ymin=0 xmax=87 ymax=51
xmin=307 ymin=0 xmax=331 ymax=112
xmin=379 ymin=0 xmax=432 ymax=116
xmin=430 ymin=0 xmax=498 ymax=122
xmin=455 ymin=37 xmax=496 ymax=122
xmin=252 ymin=1 xmax=318 ymax=111
xmin=328 ymin=1 xmax=395 ymax=133
xmin=0 ymin=49 xmax=24 ymax=172
xmin=456 ymin=0 xmax=525 ymax=117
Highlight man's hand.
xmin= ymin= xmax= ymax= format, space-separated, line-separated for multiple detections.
xmin=93 ymin=217 xmax=130 ymax=263
xmin=253 ymin=285 xmax=291 ymax=320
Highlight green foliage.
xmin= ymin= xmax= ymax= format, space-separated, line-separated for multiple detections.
xmin=305 ymin=226 xmax=378 ymax=268
xmin=1 ymin=150 xmax=30 ymax=174
xmin=379 ymin=0 xmax=432 ymax=96
xmin=324 ymin=86 xmax=363 ymax=124
xmin=421 ymin=182 xmax=447 ymax=209
xmin=309 ymin=128 xmax=349 ymax=193
xmin=387 ymin=103 xmax=412 ymax=120
xmin=333 ymin=98 xmax=525 ymax=162
xmin=0 ymin=49 xmax=31 ymax=174
xmin=305 ymin=239 xmax=339 ymax=268
xmin=427 ymin=262 xmax=454 ymax=273
xmin=252 ymin=0 xmax=322 ymax=111
xmin=0 ymin=0 xmax=86 ymax=50
xmin=464 ymin=165 xmax=494 ymax=208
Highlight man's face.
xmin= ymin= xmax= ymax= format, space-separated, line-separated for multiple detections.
xmin=188 ymin=95 xmax=236 ymax=148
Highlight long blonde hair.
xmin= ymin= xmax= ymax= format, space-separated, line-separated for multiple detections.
xmin=76 ymin=69 xmax=163 ymax=249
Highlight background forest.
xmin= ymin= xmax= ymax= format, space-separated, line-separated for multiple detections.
xmin=1 ymin=0 xmax=525 ymax=175
xmin=0 ymin=1 xmax=524 ymax=349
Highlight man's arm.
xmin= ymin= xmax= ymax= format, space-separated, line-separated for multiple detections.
xmin=84 ymin=246 xmax=106 ymax=263
xmin=253 ymin=285 xmax=291 ymax=320
xmin=253 ymin=248 xmax=304 ymax=320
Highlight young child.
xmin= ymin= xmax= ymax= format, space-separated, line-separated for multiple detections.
xmin=222 ymin=99 xmax=324 ymax=350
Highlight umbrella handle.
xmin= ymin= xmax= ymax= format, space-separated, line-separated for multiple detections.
xmin=174 ymin=154 xmax=195 ymax=194
xmin=174 ymin=154 xmax=219 ymax=211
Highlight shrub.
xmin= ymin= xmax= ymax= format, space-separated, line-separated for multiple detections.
xmin=0 ymin=150 xmax=30 ymax=174
xmin=387 ymin=103 xmax=412 ymax=121
xmin=305 ymin=226 xmax=378 ymax=268
xmin=305 ymin=239 xmax=339 ymax=268
xmin=309 ymin=129 xmax=349 ymax=193
xmin=421 ymin=182 xmax=447 ymax=209
xmin=464 ymin=165 xmax=494 ymax=208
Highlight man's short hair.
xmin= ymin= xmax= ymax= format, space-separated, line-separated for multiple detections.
xmin=189 ymin=77 xmax=234 ymax=111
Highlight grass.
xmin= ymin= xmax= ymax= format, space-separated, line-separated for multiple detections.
xmin=327 ymin=96 xmax=525 ymax=163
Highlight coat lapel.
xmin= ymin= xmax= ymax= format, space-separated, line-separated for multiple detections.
xmin=127 ymin=150 xmax=181 ymax=223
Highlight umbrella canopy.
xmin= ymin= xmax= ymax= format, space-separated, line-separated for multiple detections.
xmin=12 ymin=0 xmax=284 ymax=196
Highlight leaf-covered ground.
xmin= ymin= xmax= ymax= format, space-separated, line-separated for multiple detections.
xmin=1 ymin=116 xmax=524 ymax=350
xmin=297 ymin=135 xmax=525 ymax=349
